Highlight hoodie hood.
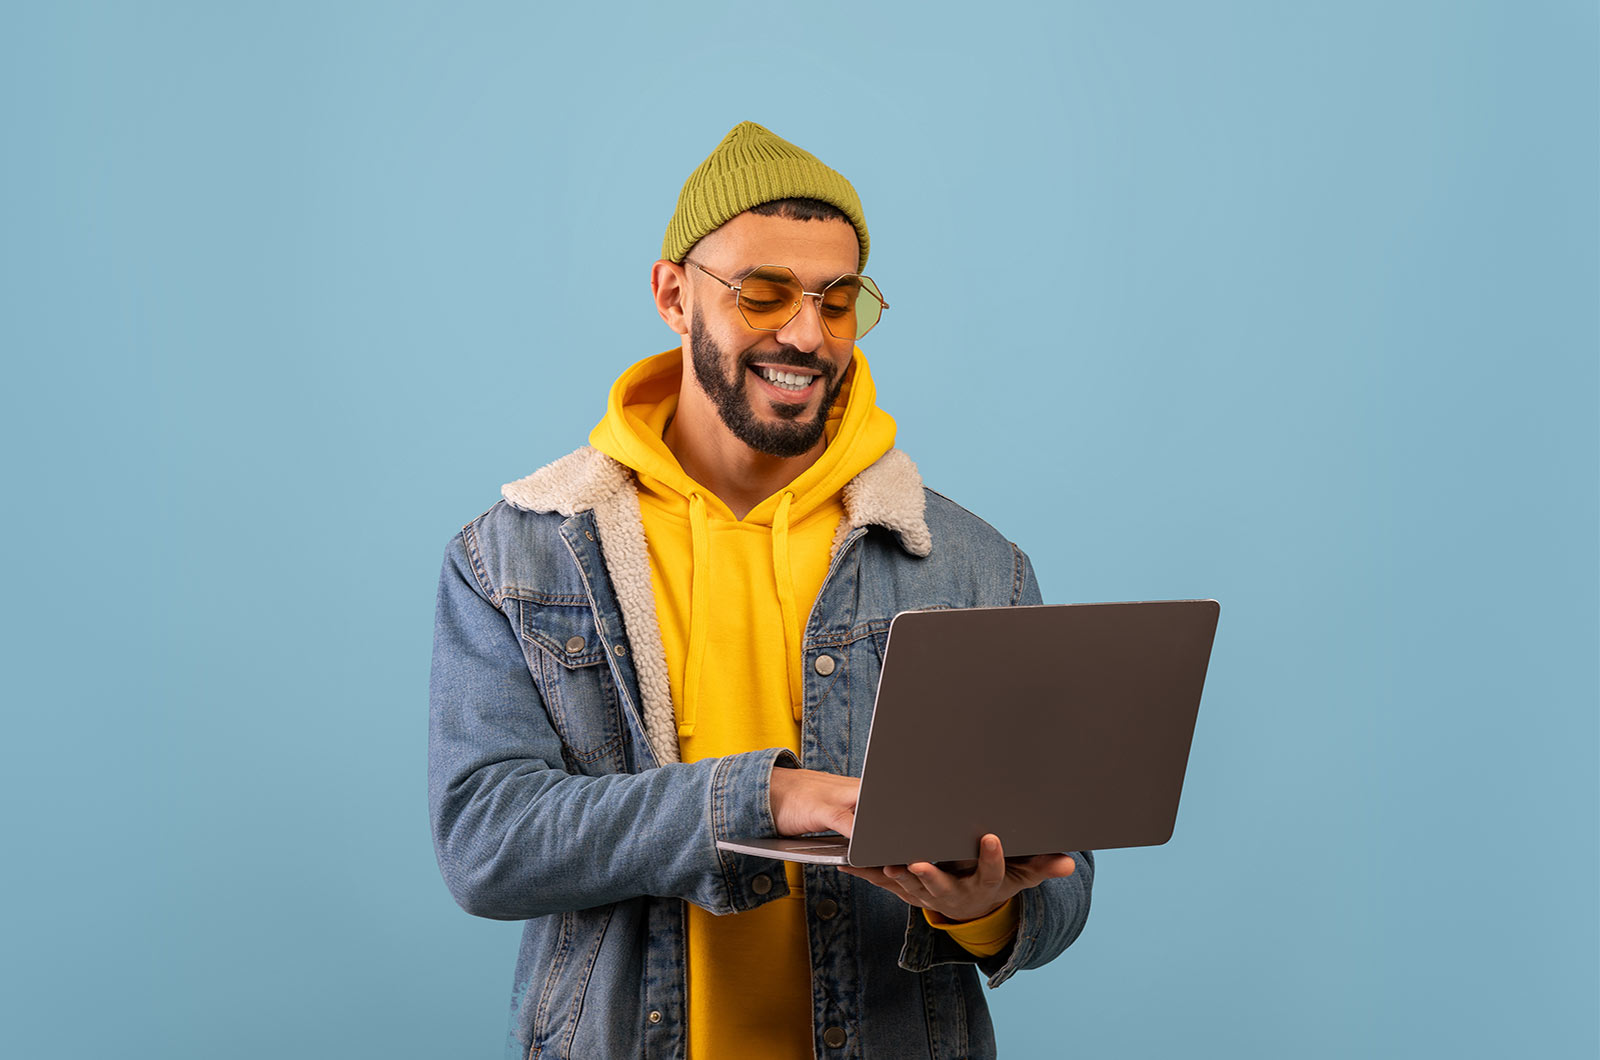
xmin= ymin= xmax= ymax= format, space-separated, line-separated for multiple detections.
xmin=587 ymin=346 xmax=895 ymax=527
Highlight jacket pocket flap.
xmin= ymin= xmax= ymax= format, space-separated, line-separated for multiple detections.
xmin=520 ymin=603 xmax=607 ymax=669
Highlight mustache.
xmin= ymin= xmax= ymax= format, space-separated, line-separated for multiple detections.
xmin=738 ymin=348 xmax=836 ymax=378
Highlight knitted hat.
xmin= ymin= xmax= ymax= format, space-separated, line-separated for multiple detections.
xmin=662 ymin=121 xmax=869 ymax=271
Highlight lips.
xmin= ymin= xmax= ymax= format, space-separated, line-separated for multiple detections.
xmin=749 ymin=363 xmax=822 ymax=401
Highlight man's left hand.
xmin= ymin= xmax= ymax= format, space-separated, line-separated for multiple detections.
xmin=838 ymin=834 xmax=1076 ymax=923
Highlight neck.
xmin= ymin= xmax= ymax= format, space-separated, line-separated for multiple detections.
xmin=663 ymin=388 xmax=824 ymax=520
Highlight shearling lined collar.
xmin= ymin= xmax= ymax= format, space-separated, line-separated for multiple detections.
xmin=501 ymin=445 xmax=933 ymax=559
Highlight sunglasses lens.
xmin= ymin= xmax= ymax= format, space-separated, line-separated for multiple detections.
xmin=820 ymin=275 xmax=885 ymax=340
xmin=846 ymin=276 xmax=885 ymax=339
xmin=737 ymin=268 xmax=804 ymax=330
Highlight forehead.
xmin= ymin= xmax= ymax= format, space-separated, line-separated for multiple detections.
xmin=695 ymin=211 xmax=860 ymax=284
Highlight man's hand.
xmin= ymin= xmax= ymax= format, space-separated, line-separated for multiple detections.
xmin=839 ymin=834 xmax=1076 ymax=923
xmin=768 ymin=766 xmax=860 ymax=840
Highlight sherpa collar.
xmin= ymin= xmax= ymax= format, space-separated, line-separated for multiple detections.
xmin=501 ymin=445 xmax=933 ymax=558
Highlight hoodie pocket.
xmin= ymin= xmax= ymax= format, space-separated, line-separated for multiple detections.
xmin=518 ymin=601 xmax=626 ymax=774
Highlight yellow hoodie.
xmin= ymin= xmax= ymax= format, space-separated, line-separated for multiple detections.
xmin=590 ymin=347 xmax=1015 ymax=1058
xmin=592 ymin=347 xmax=891 ymax=1058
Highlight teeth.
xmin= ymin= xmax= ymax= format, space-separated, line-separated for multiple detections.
xmin=759 ymin=367 xmax=815 ymax=391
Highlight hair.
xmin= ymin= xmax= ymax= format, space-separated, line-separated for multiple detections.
xmin=747 ymin=197 xmax=852 ymax=225
xmin=683 ymin=197 xmax=855 ymax=265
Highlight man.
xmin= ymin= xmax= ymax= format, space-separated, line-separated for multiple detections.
xmin=429 ymin=121 xmax=1094 ymax=1059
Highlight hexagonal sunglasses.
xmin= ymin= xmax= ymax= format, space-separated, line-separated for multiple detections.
xmin=687 ymin=259 xmax=889 ymax=341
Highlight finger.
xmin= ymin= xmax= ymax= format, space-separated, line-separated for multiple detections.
xmin=1007 ymin=853 xmax=1077 ymax=886
xmin=884 ymin=864 xmax=931 ymax=901
xmin=1018 ymin=854 xmax=1075 ymax=878
xmin=935 ymin=858 xmax=979 ymax=878
xmin=823 ymin=774 xmax=859 ymax=839
xmin=975 ymin=834 xmax=1006 ymax=891
xmin=840 ymin=865 xmax=902 ymax=889
xmin=887 ymin=865 xmax=941 ymax=907
xmin=831 ymin=805 xmax=856 ymax=839
xmin=903 ymin=861 xmax=954 ymax=901
xmin=841 ymin=866 xmax=928 ymax=908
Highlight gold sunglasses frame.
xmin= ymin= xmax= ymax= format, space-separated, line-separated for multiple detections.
xmin=686 ymin=259 xmax=889 ymax=341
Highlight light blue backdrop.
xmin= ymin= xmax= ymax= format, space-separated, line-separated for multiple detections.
xmin=2 ymin=2 xmax=1594 ymax=1057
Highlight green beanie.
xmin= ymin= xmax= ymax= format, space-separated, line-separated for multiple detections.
xmin=662 ymin=121 xmax=869 ymax=272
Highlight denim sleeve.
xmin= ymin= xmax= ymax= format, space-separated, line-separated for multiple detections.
xmin=897 ymin=545 xmax=1096 ymax=986
xmin=428 ymin=532 xmax=796 ymax=921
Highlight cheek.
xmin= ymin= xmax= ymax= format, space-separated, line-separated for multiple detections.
xmin=828 ymin=346 xmax=855 ymax=378
xmin=689 ymin=314 xmax=737 ymax=363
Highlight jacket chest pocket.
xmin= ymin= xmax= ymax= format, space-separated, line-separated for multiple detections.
xmin=517 ymin=601 xmax=626 ymax=774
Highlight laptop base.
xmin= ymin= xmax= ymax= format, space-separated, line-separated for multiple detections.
xmin=717 ymin=836 xmax=851 ymax=865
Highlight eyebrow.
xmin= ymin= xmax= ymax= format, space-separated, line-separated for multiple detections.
xmin=732 ymin=263 xmax=859 ymax=288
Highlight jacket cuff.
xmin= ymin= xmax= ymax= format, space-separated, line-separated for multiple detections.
xmin=972 ymin=882 xmax=1047 ymax=986
xmin=899 ymin=887 xmax=1043 ymax=983
xmin=898 ymin=903 xmax=981 ymax=972
xmin=707 ymin=747 xmax=801 ymax=913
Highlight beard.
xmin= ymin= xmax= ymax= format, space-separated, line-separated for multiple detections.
xmin=688 ymin=312 xmax=847 ymax=458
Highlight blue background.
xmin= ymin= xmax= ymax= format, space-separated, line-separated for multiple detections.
xmin=2 ymin=2 xmax=1595 ymax=1056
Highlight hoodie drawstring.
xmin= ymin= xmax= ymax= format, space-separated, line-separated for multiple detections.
xmin=680 ymin=491 xmax=711 ymax=738
xmin=771 ymin=491 xmax=804 ymax=722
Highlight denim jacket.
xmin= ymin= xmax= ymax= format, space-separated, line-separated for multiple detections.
xmin=429 ymin=446 xmax=1094 ymax=1059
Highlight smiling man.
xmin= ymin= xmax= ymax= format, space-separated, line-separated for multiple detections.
xmin=429 ymin=121 xmax=1094 ymax=1059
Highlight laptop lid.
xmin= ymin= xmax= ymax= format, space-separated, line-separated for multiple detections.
xmin=717 ymin=599 xmax=1220 ymax=867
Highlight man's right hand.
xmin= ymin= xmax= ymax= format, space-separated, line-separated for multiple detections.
xmin=768 ymin=766 xmax=859 ymax=839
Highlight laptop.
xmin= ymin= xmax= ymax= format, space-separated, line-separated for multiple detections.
xmin=716 ymin=600 xmax=1220 ymax=867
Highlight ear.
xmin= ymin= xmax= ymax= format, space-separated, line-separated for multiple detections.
xmin=651 ymin=260 xmax=690 ymax=337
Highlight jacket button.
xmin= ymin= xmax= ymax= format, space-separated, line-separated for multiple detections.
xmin=564 ymin=636 xmax=586 ymax=653
xmin=751 ymin=874 xmax=773 ymax=895
xmin=823 ymin=1026 xmax=847 ymax=1048
xmin=647 ymin=1010 xmax=662 ymax=1024
xmin=815 ymin=898 xmax=838 ymax=920
xmin=613 ymin=643 xmax=627 ymax=656
xmin=813 ymin=654 xmax=836 ymax=676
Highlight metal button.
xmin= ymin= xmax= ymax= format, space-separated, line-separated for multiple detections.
xmin=565 ymin=636 xmax=586 ymax=653
xmin=585 ymin=530 xmax=595 ymax=541
xmin=751 ymin=874 xmax=773 ymax=895
xmin=613 ymin=643 xmax=627 ymax=656
xmin=823 ymin=1026 xmax=847 ymax=1048
xmin=647 ymin=1010 xmax=662 ymax=1025
xmin=815 ymin=898 xmax=838 ymax=920
xmin=813 ymin=654 xmax=836 ymax=676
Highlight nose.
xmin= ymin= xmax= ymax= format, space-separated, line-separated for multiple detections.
xmin=774 ymin=292 xmax=828 ymax=352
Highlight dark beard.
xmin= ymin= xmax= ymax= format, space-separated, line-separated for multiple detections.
xmin=688 ymin=313 xmax=846 ymax=459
